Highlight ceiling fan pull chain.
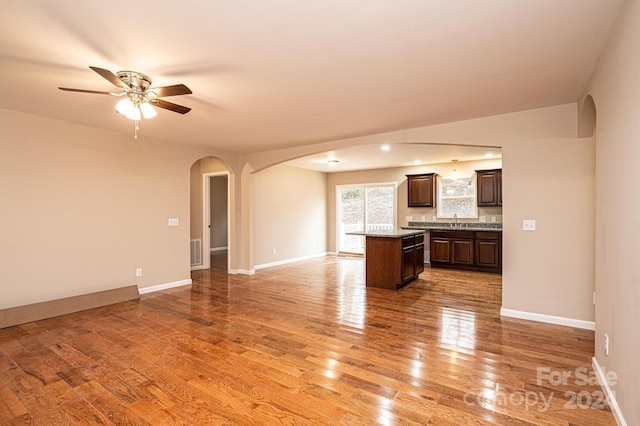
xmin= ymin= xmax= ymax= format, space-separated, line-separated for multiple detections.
xmin=134 ymin=120 xmax=139 ymax=139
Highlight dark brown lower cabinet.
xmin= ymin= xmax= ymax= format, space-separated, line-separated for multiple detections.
xmin=430 ymin=230 xmax=501 ymax=273
xmin=366 ymin=233 xmax=425 ymax=289
xmin=415 ymin=242 xmax=425 ymax=276
xmin=474 ymin=231 xmax=501 ymax=271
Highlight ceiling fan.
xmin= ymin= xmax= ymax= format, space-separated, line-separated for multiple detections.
xmin=59 ymin=66 xmax=192 ymax=138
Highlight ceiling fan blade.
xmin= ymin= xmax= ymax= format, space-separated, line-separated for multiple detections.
xmin=151 ymin=84 xmax=192 ymax=97
xmin=152 ymin=99 xmax=191 ymax=114
xmin=89 ymin=66 xmax=128 ymax=89
xmin=58 ymin=87 xmax=112 ymax=95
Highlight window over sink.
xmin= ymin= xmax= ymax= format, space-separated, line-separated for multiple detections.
xmin=436 ymin=175 xmax=478 ymax=219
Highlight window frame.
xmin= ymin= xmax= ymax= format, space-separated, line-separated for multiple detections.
xmin=436 ymin=174 xmax=478 ymax=219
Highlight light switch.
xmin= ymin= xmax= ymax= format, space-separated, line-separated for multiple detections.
xmin=168 ymin=218 xmax=179 ymax=226
xmin=522 ymin=219 xmax=536 ymax=231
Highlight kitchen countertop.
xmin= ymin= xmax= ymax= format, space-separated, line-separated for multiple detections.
xmin=346 ymin=229 xmax=425 ymax=238
xmin=403 ymin=221 xmax=502 ymax=232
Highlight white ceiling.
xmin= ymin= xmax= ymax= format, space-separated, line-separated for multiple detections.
xmin=0 ymin=1 xmax=623 ymax=154
xmin=286 ymin=144 xmax=501 ymax=173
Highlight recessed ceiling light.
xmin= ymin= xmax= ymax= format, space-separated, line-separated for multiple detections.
xmin=381 ymin=145 xmax=391 ymax=151
xmin=327 ymin=160 xmax=339 ymax=167
xmin=485 ymin=153 xmax=494 ymax=158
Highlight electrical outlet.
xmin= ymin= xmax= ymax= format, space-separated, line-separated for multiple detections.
xmin=479 ymin=216 xmax=486 ymax=223
xmin=136 ymin=268 xmax=142 ymax=277
xmin=522 ymin=219 xmax=536 ymax=231
xmin=421 ymin=216 xmax=426 ymax=221
xmin=491 ymin=216 xmax=496 ymax=223
xmin=432 ymin=216 xmax=437 ymax=222
xmin=604 ymin=333 xmax=609 ymax=356
xmin=273 ymin=248 xmax=277 ymax=254
xmin=406 ymin=216 xmax=413 ymax=222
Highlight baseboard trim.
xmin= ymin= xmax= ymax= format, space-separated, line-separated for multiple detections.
xmin=255 ymin=252 xmax=329 ymax=271
xmin=592 ymin=357 xmax=627 ymax=426
xmin=0 ymin=285 xmax=140 ymax=329
xmin=138 ymin=279 xmax=192 ymax=295
xmin=228 ymin=269 xmax=255 ymax=275
xmin=190 ymin=265 xmax=204 ymax=271
xmin=210 ymin=246 xmax=228 ymax=253
xmin=500 ymin=307 xmax=595 ymax=330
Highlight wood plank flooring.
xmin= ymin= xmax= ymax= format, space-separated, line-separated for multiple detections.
xmin=0 ymin=254 xmax=615 ymax=425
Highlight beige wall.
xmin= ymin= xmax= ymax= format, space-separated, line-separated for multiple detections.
xmin=253 ymin=164 xmax=327 ymax=266
xmin=326 ymin=158 xmax=503 ymax=252
xmin=0 ymin=109 xmax=224 ymax=308
xmin=583 ymin=0 xmax=640 ymax=423
xmin=501 ymin=137 xmax=595 ymax=321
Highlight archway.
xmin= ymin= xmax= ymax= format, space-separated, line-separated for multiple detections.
xmin=190 ymin=157 xmax=231 ymax=271
xmin=579 ymin=95 xmax=597 ymax=138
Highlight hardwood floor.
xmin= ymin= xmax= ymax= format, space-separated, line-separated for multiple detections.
xmin=0 ymin=254 xmax=614 ymax=425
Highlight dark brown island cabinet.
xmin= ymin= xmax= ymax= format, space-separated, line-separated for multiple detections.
xmin=360 ymin=230 xmax=425 ymax=290
xmin=476 ymin=168 xmax=502 ymax=207
xmin=406 ymin=173 xmax=437 ymax=207
xmin=430 ymin=230 xmax=502 ymax=273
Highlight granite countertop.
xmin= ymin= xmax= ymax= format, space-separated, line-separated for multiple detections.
xmin=346 ymin=229 xmax=425 ymax=238
xmin=403 ymin=222 xmax=503 ymax=232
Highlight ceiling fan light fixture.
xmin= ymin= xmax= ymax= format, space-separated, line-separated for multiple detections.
xmin=126 ymin=106 xmax=141 ymax=121
xmin=60 ymin=66 xmax=192 ymax=138
xmin=140 ymin=102 xmax=157 ymax=119
xmin=116 ymin=98 xmax=134 ymax=115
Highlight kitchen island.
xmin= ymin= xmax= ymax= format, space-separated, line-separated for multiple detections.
xmin=347 ymin=229 xmax=425 ymax=290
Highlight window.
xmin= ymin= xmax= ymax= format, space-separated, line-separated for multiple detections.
xmin=436 ymin=175 xmax=478 ymax=218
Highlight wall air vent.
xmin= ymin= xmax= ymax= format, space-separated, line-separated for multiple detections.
xmin=190 ymin=239 xmax=202 ymax=266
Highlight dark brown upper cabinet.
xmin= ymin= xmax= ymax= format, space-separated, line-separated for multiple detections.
xmin=476 ymin=169 xmax=502 ymax=207
xmin=406 ymin=173 xmax=437 ymax=207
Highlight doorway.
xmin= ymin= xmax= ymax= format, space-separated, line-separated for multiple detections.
xmin=337 ymin=183 xmax=396 ymax=255
xmin=202 ymin=172 xmax=230 ymax=271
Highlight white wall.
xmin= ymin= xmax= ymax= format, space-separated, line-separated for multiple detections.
xmin=584 ymin=0 xmax=640 ymax=423
xmin=253 ymin=164 xmax=327 ymax=267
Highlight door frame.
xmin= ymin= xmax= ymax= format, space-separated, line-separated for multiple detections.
xmin=202 ymin=171 xmax=230 ymax=271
